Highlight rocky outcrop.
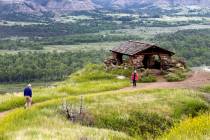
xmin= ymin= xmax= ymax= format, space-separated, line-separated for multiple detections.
xmin=0 ymin=0 xmax=97 ymax=15
xmin=41 ymin=0 xmax=96 ymax=12
xmin=0 ymin=0 xmax=210 ymax=15
xmin=111 ymin=0 xmax=210 ymax=8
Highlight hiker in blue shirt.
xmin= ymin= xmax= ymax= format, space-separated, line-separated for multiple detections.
xmin=24 ymin=84 xmax=32 ymax=108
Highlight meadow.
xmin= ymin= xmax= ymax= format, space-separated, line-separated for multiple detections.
xmin=0 ymin=81 xmax=57 ymax=94
xmin=0 ymin=64 xmax=210 ymax=140
xmin=0 ymin=20 xmax=45 ymax=26
xmin=0 ymin=64 xmax=129 ymax=112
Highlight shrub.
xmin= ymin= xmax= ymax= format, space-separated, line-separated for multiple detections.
xmin=141 ymin=75 xmax=157 ymax=83
xmin=140 ymin=69 xmax=157 ymax=83
xmin=94 ymin=112 xmax=172 ymax=139
xmin=164 ymin=73 xmax=182 ymax=82
xmin=164 ymin=69 xmax=188 ymax=82
xmin=174 ymin=100 xmax=209 ymax=118
xmin=200 ymin=84 xmax=210 ymax=93
xmin=60 ymin=101 xmax=95 ymax=126
xmin=95 ymin=113 xmax=125 ymax=132
xmin=126 ymin=112 xmax=173 ymax=138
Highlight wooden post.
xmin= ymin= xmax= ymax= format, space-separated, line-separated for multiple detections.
xmin=80 ymin=96 xmax=83 ymax=115
xmin=159 ymin=54 xmax=163 ymax=71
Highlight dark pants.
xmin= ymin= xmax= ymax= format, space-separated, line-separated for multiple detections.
xmin=133 ymin=80 xmax=137 ymax=87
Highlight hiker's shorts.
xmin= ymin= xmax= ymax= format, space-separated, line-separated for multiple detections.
xmin=25 ymin=96 xmax=32 ymax=106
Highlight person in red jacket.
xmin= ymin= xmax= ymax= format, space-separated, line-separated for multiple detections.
xmin=131 ymin=70 xmax=139 ymax=87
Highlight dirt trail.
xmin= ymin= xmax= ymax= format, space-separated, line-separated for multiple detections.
xmin=0 ymin=110 xmax=10 ymax=118
xmin=1 ymin=70 xmax=210 ymax=118
xmin=120 ymin=70 xmax=210 ymax=91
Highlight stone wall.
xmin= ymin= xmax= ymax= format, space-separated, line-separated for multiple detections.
xmin=131 ymin=55 xmax=144 ymax=68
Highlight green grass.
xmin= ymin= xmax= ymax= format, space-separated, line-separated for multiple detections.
xmin=107 ymin=24 xmax=210 ymax=40
xmin=0 ymin=99 xmax=132 ymax=140
xmin=0 ymin=42 xmax=120 ymax=54
xmin=0 ymin=94 xmax=133 ymax=140
xmin=0 ymin=81 xmax=57 ymax=94
xmin=109 ymin=67 xmax=133 ymax=77
xmin=86 ymin=89 xmax=208 ymax=139
xmin=57 ymin=64 xmax=129 ymax=95
xmin=0 ymin=88 xmax=66 ymax=112
xmin=70 ymin=64 xmax=115 ymax=82
xmin=0 ymin=88 xmax=208 ymax=139
xmin=0 ymin=64 xmax=129 ymax=112
xmin=0 ymin=64 xmax=209 ymax=139
xmin=200 ymin=84 xmax=210 ymax=93
xmin=43 ymin=42 xmax=120 ymax=52
xmin=57 ymin=80 xmax=128 ymax=95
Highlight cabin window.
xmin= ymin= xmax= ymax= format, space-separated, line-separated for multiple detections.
xmin=123 ymin=55 xmax=129 ymax=63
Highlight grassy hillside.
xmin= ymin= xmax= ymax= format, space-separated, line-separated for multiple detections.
xmin=0 ymin=64 xmax=129 ymax=112
xmin=0 ymin=88 xmax=209 ymax=139
xmin=0 ymin=64 xmax=210 ymax=140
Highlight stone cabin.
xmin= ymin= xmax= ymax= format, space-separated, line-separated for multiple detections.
xmin=109 ymin=41 xmax=175 ymax=70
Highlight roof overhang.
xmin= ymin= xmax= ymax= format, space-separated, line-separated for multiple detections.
xmin=110 ymin=45 xmax=175 ymax=56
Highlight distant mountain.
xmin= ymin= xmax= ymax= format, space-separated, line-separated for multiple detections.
xmin=107 ymin=0 xmax=210 ymax=9
xmin=32 ymin=0 xmax=97 ymax=12
xmin=0 ymin=0 xmax=210 ymax=15
xmin=0 ymin=0 xmax=97 ymax=15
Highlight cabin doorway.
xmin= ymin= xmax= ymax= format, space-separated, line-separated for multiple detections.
xmin=143 ymin=54 xmax=161 ymax=69
xmin=116 ymin=53 xmax=123 ymax=65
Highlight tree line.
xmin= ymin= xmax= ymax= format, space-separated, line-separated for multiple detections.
xmin=0 ymin=20 xmax=122 ymax=38
xmin=38 ymin=34 xmax=143 ymax=45
xmin=0 ymin=50 xmax=108 ymax=83
xmin=0 ymin=34 xmax=143 ymax=50
xmin=0 ymin=39 xmax=43 ymax=50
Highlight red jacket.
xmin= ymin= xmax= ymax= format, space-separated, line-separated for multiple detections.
xmin=131 ymin=73 xmax=139 ymax=81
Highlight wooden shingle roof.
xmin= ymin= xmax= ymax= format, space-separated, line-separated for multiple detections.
xmin=111 ymin=41 xmax=174 ymax=56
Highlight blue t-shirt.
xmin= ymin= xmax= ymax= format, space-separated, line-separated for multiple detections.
xmin=24 ymin=87 xmax=32 ymax=97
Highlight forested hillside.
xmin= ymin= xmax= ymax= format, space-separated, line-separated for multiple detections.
xmin=0 ymin=50 xmax=107 ymax=82
xmin=0 ymin=21 xmax=121 ymax=38
xmin=153 ymin=29 xmax=210 ymax=66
